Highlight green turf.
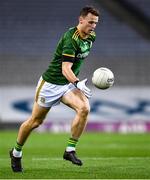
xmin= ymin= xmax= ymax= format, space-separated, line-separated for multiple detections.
xmin=0 ymin=131 xmax=150 ymax=179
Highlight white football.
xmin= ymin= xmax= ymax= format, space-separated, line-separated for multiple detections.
xmin=92 ymin=67 xmax=114 ymax=89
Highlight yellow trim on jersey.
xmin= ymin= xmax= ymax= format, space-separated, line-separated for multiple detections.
xmin=72 ymin=30 xmax=78 ymax=38
xmin=90 ymin=31 xmax=96 ymax=36
xmin=63 ymin=53 xmax=75 ymax=57
xmin=72 ymin=30 xmax=80 ymax=41
xmin=76 ymin=28 xmax=84 ymax=39
xmin=35 ymin=79 xmax=45 ymax=102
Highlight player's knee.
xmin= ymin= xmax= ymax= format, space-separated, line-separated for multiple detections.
xmin=28 ymin=117 xmax=43 ymax=129
xmin=33 ymin=120 xmax=43 ymax=129
xmin=77 ymin=104 xmax=90 ymax=117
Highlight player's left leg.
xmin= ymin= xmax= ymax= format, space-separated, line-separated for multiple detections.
xmin=9 ymin=102 xmax=50 ymax=172
xmin=61 ymin=88 xmax=90 ymax=166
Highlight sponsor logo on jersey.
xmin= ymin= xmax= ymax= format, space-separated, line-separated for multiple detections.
xmin=76 ymin=51 xmax=89 ymax=58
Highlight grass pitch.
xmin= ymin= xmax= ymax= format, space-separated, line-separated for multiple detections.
xmin=0 ymin=131 xmax=150 ymax=179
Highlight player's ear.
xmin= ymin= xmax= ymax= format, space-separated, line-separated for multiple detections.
xmin=79 ymin=16 xmax=83 ymax=24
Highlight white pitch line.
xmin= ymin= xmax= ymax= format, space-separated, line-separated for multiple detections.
xmin=0 ymin=157 xmax=150 ymax=161
xmin=31 ymin=157 xmax=150 ymax=161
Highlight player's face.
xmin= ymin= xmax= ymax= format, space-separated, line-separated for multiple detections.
xmin=79 ymin=13 xmax=99 ymax=35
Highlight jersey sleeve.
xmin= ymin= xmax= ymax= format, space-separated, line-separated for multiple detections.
xmin=62 ymin=32 xmax=77 ymax=63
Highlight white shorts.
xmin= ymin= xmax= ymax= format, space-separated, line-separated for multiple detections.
xmin=35 ymin=77 xmax=76 ymax=108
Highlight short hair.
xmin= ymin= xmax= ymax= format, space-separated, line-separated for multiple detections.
xmin=79 ymin=6 xmax=99 ymax=17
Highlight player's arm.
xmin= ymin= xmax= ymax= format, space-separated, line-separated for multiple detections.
xmin=62 ymin=57 xmax=91 ymax=98
xmin=62 ymin=61 xmax=79 ymax=84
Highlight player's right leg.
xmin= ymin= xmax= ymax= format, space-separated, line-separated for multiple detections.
xmin=9 ymin=102 xmax=50 ymax=172
xmin=61 ymin=88 xmax=90 ymax=166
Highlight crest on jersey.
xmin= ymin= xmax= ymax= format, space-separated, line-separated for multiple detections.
xmin=40 ymin=97 xmax=45 ymax=103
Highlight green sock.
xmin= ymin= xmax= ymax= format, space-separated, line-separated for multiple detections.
xmin=14 ymin=142 xmax=23 ymax=151
xmin=66 ymin=138 xmax=78 ymax=151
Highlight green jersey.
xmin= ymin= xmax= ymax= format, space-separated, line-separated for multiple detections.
xmin=42 ymin=27 xmax=96 ymax=85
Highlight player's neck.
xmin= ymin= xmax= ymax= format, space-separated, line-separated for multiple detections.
xmin=76 ymin=26 xmax=89 ymax=39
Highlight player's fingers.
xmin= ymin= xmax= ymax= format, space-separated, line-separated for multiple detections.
xmin=82 ymin=78 xmax=88 ymax=84
xmin=83 ymin=86 xmax=91 ymax=93
xmin=83 ymin=88 xmax=92 ymax=95
xmin=84 ymin=91 xmax=92 ymax=98
xmin=85 ymin=87 xmax=91 ymax=92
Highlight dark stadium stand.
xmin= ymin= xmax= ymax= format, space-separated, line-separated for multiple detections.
xmin=0 ymin=0 xmax=150 ymax=85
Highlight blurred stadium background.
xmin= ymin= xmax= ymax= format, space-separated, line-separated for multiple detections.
xmin=0 ymin=0 xmax=150 ymax=133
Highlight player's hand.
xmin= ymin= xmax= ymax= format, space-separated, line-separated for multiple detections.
xmin=74 ymin=79 xmax=92 ymax=98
